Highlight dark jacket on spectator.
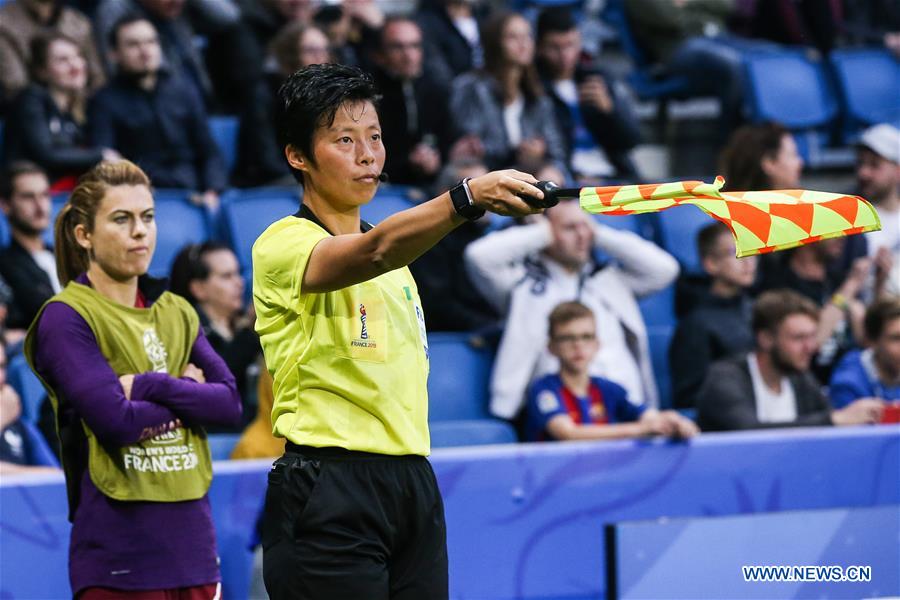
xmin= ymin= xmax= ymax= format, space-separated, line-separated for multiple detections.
xmin=3 ymin=85 xmax=103 ymax=183
xmin=0 ymin=238 xmax=56 ymax=330
xmin=450 ymin=72 xmax=568 ymax=174
xmin=409 ymin=220 xmax=499 ymax=332
xmin=670 ymin=290 xmax=754 ymax=409
xmin=198 ymin=308 xmax=261 ymax=433
xmin=417 ymin=7 xmax=483 ymax=83
xmin=696 ymin=355 xmax=833 ymax=431
xmin=93 ymin=0 xmax=239 ymax=105
xmin=233 ymin=72 xmax=289 ymax=187
xmin=89 ymin=71 xmax=227 ymax=192
xmin=842 ymin=0 xmax=900 ymax=45
xmin=372 ymin=67 xmax=459 ymax=187
xmin=539 ymin=64 xmax=642 ymax=179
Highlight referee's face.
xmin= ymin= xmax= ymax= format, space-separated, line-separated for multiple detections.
xmin=299 ymin=100 xmax=385 ymax=210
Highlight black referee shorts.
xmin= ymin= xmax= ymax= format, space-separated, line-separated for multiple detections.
xmin=260 ymin=443 xmax=449 ymax=600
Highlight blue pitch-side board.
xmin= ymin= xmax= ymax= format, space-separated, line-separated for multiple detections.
xmin=611 ymin=505 xmax=900 ymax=600
xmin=1 ymin=426 xmax=898 ymax=600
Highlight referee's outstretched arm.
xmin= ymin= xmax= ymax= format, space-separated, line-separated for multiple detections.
xmin=299 ymin=170 xmax=546 ymax=293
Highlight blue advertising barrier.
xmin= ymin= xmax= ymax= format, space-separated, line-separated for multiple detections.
xmin=609 ymin=505 xmax=900 ymax=599
xmin=1 ymin=427 xmax=898 ymax=599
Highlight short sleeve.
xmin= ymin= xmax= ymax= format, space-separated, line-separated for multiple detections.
xmin=252 ymin=218 xmax=330 ymax=312
xmin=526 ymin=377 xmax=568 ymax=433
xmin=596 ymin=378 xmax=645 ymax=423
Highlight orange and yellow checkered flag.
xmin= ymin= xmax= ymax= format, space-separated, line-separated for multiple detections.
xmin=577 ymin=176 xmax=881 ymax=258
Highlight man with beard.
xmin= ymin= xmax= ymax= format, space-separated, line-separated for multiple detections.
xmin=856 ymin=123 xmax=900 ymax=297
xmin=696 ymin=289 xmax=883 ymax=431
xmin=89 ymin=15 xmax=226 ymax=208
xmin=0 ymin=161 xmax=61 ymax=329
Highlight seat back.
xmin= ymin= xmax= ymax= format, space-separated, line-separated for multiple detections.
xmin=429 ymin=419 xmax=518 ymax=448
xmin=207 ymin=433 xmax=242 ymax=460
xmin=8 ymin=354 xmax=45 ymax=425
xmin=208 ymin=116 xmax=240 ymax=175
xmin=646 ymin=324 xmax=674 ymax=410
xmin=638 ymin=283 xmax=675 ymax=329
xmin=220 ymin=188 xmax=301 ymax=270
xmin=360 ymin=186 xmax=417 ymax=225
xmin=656 ymin=205 xmax=712 ymax=275
xmin=829 ymin=48 xmax=900 ymax=136
xmin=22 ymin=420 xmax=59 ymax=467
xmin=427 ymin=333 xmax=494 ymax=421
xmin=149 ymin=191 xmax=212 ymax=278
xmin=744 ymin=50 xmax=837 ymax=129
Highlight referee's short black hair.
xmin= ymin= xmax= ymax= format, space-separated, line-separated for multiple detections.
xmin=276 ymin=63 xmax=381 ymax=183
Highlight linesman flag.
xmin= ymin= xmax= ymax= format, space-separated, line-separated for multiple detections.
xmin=567 ymin=176 xmax=881 ymax=258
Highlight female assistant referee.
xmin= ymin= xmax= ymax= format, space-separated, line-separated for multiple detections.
xmin=253 ymin=63 xmax=546 ymax=600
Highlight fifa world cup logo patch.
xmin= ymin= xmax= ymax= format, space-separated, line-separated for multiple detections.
xmin=142 ymin=328 xmax=169 ymax=373
xmin=359 ymin=304 xmax=369 ymax=339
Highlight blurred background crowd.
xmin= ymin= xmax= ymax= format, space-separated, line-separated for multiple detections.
xmin=0 ymin=0 xmax=898 ymax=471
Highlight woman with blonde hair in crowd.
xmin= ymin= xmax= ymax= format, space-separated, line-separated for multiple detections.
xmin=4 ymin=33 xmax=118 ymax=190
xmin=24 ymin=160 xmax=241 ymax=599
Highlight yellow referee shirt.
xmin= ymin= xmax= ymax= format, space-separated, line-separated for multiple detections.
xmin=252 ymin=205 xmax=431 ymax=456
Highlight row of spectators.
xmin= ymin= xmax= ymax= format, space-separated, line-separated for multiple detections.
xmin=0 ymin=120 xmax=897 ymax=469
xmin=2 ymin=0 xmax=899 ymax=198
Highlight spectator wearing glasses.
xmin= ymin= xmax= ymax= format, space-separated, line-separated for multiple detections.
xmin=371 ymin=17 xmax=468 ymax=187
xmin=526 ymin=301 xmax=698 ymax=441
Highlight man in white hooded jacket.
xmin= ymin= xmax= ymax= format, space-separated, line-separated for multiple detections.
xmin=465 ymin=199 xmax=679 ymax=419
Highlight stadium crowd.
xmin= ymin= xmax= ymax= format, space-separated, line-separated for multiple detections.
xmin=0 ymin=0 xmax=898 ymax=470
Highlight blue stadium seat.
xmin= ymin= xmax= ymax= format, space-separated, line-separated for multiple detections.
xmin=429 ymin=419 xmax=517 ymax=448
xmin=638 ymin=283 xmax=675 ymax=329
xmin=219 ymin=187 xmax=300 ymax=270
xmin=427 ymin=333 xmax=494 ymax=421
xmin=743 ymin=50 xmax=846 ymax=167
xmin=208 ymin=116 xmax=239 ymax=175
xmin=360 ymin=186 xmax=417 ymax=225
xmin=42 ymin=192 xmax=68 ymax=247
xmin=22 ymin=420 xmax=58 ymax=467
xmin=829 ymin=48 xmax=900 ymax=138
xmin=8 ymin=354 xmax=45 ymax=425
xmin=646 ymin=324 xmax=674 ymax=409
xmin=594 ymin=212 xmax=644 ymax=236
xmin=0 ymin=211 xmax=9 ymax=248
xmin=149 ymin=190 xmax=212 ymax=278
xmin=207 ymin=433 xmax=241 ymax=460
xmin=656 ymin=205 xmax=712 ymax=274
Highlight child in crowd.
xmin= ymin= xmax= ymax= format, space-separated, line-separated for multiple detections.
xmin=526 ymin=301 xmax=698 ymax=441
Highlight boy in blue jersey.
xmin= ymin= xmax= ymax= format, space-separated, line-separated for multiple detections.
xmin=526 ymin=301 xmax=699 ymax=441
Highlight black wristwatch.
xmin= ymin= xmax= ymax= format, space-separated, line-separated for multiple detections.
xmin=449 ymin=177 xmax=486 ymax=221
